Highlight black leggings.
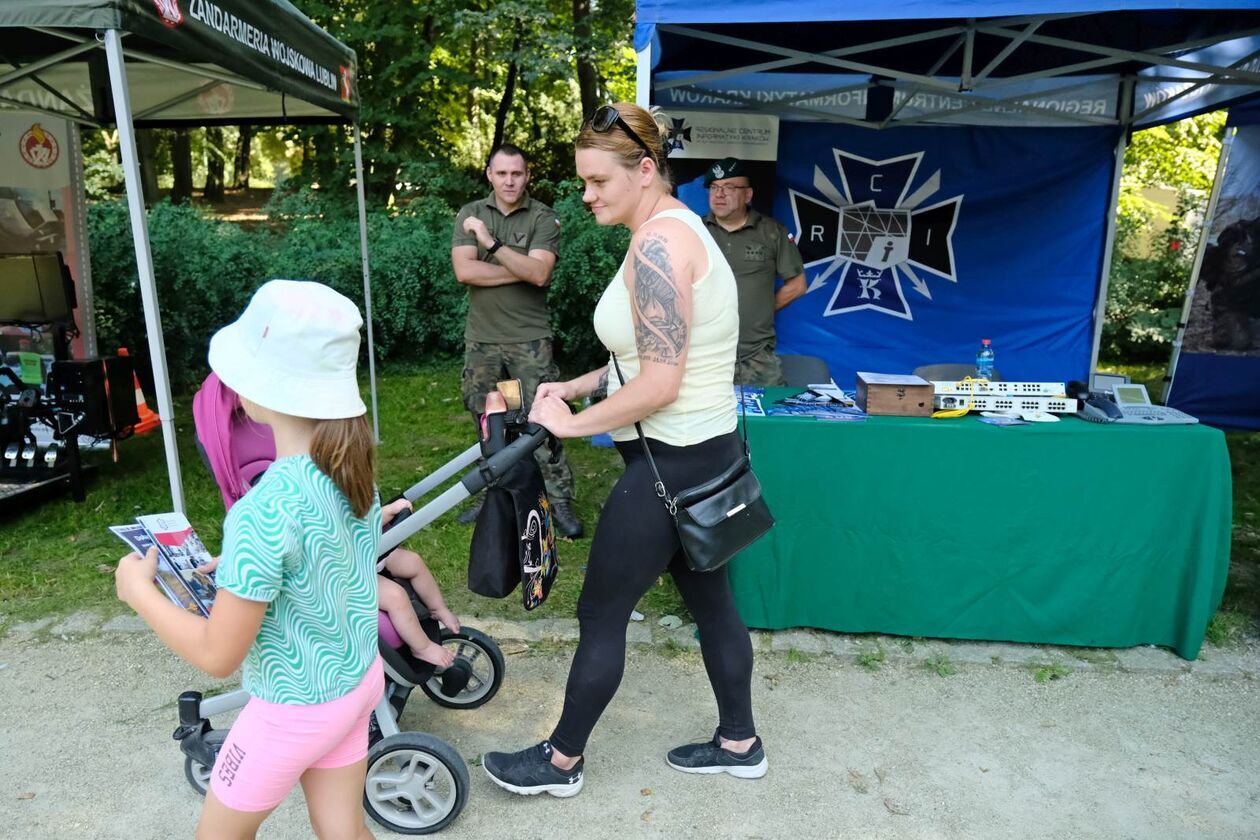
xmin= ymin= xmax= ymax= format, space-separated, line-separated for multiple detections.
xmin=548 ymin=430 xmax=757 ymax=756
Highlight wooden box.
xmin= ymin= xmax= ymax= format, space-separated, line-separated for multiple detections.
xmin=855 ymin=372 xmax=934 ymax=417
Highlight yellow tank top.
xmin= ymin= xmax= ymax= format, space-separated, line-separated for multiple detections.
xmin=593 ymin=208 xmax=738 ymax=446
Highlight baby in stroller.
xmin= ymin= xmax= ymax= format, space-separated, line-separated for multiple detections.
xmin=193 ymin=371 xmax=459 ymax=668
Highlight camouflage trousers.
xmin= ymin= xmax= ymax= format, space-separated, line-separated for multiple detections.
xmin=735 ymin=344 xmax=786 ymax=387
xmin=461 ymin=338 xmax=576 ymax=502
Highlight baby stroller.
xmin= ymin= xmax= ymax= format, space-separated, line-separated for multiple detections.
xmin=174 ymin=374 xmax=551 ymax=834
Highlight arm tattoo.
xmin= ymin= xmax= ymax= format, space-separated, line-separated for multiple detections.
xmin=631 ymin=233 xmax=688 ymax=366
xmin=596 ymin=370 xmax=609 ymax=392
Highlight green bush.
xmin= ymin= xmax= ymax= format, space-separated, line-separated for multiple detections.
xmin=549 ymin=180 xmax=631 ymax=371
xmin=1100 ymin=193 xmax=1201 ymax=362
xmin=89 ymin=200 xmax=264 ymax=390
xmin=87 ymin=185 xmax=627 ymax=391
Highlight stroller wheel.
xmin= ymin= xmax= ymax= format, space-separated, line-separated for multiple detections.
xmin=183 ymin=728 xmax=228 ymax=795
xmin=364 ymin=733 xmax=469 ymax=834
xmin=420 ymin=627 xmax=505 ymax=709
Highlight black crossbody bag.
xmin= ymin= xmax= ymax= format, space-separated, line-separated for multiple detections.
xmin=612 ymin=355 xmax=775 ymax=572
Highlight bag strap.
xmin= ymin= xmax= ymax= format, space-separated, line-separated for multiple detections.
xmin=609 ymin=354 xmax=751 ymax=517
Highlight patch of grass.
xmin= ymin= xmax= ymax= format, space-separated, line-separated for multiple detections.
xmin=1206 ymin=609 xmax=1251 ymax=648
xmin=522 ymin=637 xmax=576 ymax=658
xmin=1028 ymin=662 xmax=1073 ymax=683
xmin=785 ymin=647 xmax=812 ymax=665
xmin=898 ymin=638 xmax=915 ymax=654
xmin=0 ymin=360 xmax=688 ymax=625
xmin=857 ymin=646 xmax=886 ymax=672
xmin=923 ymin=653 xmax=956 ymax=677
xmin=661 ymin=637 xmax=695 ymax=659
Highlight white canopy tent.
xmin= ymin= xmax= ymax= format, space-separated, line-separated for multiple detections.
xmin=0 ymin=1 xmax=381 ymax=512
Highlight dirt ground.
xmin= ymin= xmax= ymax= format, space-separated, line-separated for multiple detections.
xmin=2 ymin=629 xmax=1259 ymax=840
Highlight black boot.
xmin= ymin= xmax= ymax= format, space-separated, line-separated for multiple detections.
xmin=552 ymin=499 xmax=584 ymax=538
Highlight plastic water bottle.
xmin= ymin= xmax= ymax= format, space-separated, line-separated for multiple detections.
xmin=976 ymin=339 xmax=995 ymax=380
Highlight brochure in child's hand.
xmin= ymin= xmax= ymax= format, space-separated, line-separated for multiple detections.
xmin=110 ymin=512 xmax=217 ymax=618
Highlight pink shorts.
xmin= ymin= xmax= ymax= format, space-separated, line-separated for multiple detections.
xmin=210 ymin=656 xmax=384 ymax=812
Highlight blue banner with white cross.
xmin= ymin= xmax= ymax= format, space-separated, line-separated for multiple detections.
xmin=769 ymin=121 xmax=1120 ymax=385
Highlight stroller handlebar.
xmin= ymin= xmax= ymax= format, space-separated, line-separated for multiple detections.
xmin=377 ymin=420 xmax=553 ymax=557
xmin=465 ymin=422 xmax=550 ymax=494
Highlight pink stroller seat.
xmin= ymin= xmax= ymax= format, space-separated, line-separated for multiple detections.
xmin=192 ymin=372 xmax=416 ymax=647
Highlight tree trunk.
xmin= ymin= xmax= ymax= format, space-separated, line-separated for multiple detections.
xmin=232 ymin=126 xmax=252 ymax=189
xmin=204 ymin=126 xmax=225 ymax=202
xmin=467 ymin=37 xmax=478 ymax=125
xmin=572 ymin=0 xmax=598 ymax=119
xmin=135 ymin=129 xmax=160 ymax=205
xmin=170 ymin=129 xmax=193 ymax=203
xmin=492 ymin=23 xmax=524 ymax=152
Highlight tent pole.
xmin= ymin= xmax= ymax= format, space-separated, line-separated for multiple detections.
xmin=1087 ymin=77 xmax=1133 ymax=382
xmin=636 ymin=41 xmax=651 ymax=108
xmin=1165 ymin=127 xmax=1235 ymax=403
xmin=353 ymin=124 xmax=380 ymax=443
xmin=103 ymin=29 xmax=185 ymax=512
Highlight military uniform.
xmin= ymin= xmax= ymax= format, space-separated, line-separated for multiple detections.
xmin=704 ymin=208 xmax=805 ymax=386
xmin=452 ymin=192 xmax=575 ymax=504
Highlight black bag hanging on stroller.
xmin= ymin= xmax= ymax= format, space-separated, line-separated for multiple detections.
xmin=467 ymin=386 xmax=559 ymax=610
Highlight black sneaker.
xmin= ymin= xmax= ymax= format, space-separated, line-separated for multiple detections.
xmin=483 ymin=741 xmax=584 ymax=797
xmin=456 ymin=496 xmax=484 ymax=525
xmin=552 ymin=500 xmax=584 ymax=538
xmin=666 ymin=730 xmax=767 ymax=779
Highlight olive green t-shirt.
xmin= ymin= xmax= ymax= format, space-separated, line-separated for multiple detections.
xmin=452 ymin=193 xmax=561 ymax=343
xmin=704 ymin=209 xmax=804 ymax=358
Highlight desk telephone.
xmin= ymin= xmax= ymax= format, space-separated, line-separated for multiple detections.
xmin=1068 ymin=382 xmax=1198 ymax=425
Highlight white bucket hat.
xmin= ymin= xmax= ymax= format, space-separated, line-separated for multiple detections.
xmin=208 ymin=279 xmax=367 ymax=420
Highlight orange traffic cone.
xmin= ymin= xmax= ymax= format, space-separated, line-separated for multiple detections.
xmin=118 ymin=347 xmax=161 ymax=435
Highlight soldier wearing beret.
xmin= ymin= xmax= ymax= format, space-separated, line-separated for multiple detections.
xmin=703 ymin=157 xmax=807 ymax=386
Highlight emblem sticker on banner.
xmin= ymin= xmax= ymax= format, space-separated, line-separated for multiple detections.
xmin=339 ymin=65 xmax=354 ymax=102
xmin=153 ymin=0 xmax=185 ymax=27
xmin=662 ymin=110 xmax=778 ymax=161
xmin=790 ymin=150 xmax=962 ymax=320
xmin=198 ymin=84 xmax=234 ymax=115
xmin=18 ymin=124 xmax=59 ymax=170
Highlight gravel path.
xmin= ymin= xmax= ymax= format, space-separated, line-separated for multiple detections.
xmin=2 ymin=626 xmax=1259 ymax=839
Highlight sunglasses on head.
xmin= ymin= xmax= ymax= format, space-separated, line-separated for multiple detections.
xmin=587 ymin=104 xmax=656 ymax=165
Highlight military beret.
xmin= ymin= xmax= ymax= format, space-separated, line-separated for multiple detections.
xmin=704 ymin=157 xmax=747 ymax=187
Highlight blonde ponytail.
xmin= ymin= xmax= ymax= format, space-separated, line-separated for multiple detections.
xmin=310 ymin=415 xmax=376 ymax=518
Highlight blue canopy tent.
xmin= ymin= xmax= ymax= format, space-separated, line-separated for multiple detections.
xmin=635 ymin=1 xmax=1260 ymax=384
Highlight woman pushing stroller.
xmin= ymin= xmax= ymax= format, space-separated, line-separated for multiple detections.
xmin=483 ymin=103 xmax=765 ymax=798
xmin=116 ymin=280 xmax=389 ymax=838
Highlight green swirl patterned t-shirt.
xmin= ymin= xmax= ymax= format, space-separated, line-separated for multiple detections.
xmin=217 ymin=455 xmax=381 ymax=705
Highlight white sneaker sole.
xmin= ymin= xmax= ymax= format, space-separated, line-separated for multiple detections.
xmin=666 ymin=756 xmax=768 ymax=779
xmin=484 ymin=764 xmax=584 ymax=798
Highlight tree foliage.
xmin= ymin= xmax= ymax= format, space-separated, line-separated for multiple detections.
xmin=288 ymin=0 xmax=636 ymax=198
xmin=1103 ymin=111 xmax=1228 ymax=362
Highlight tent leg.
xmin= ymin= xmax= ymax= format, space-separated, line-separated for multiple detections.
xmin=636 ymin=43 xmax=652 ymax=108
xmin=1087 ymin=79 xmax=1132 ymax=381
xmin=104 ymin=29 xmax=185 ymax=513
xmin=353 ymin=125 xmax=380 ymax=443
xmin=1165 ymin=126 xmax=1235 ymax=403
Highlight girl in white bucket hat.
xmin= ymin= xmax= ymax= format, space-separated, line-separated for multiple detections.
xmin=115 ymin=280 xmax=390 ymax=837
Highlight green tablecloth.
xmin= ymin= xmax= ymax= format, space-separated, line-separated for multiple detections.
xmin=728 ymin=390 xmax=1232 ymax=659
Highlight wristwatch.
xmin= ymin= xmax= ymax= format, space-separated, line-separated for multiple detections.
xmin=486 ymin=238 xmax=503 ymax=255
